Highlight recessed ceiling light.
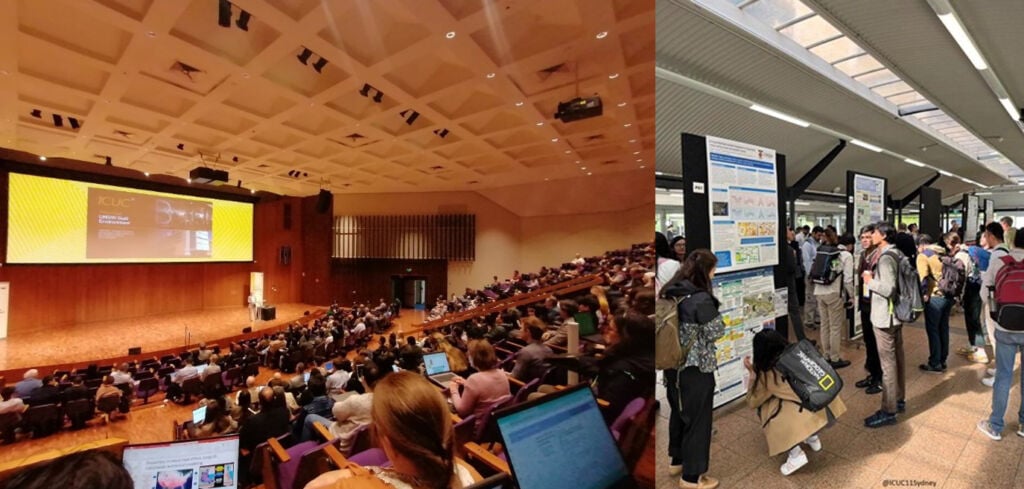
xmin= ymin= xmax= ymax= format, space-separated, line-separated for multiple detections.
xmin=144 ymin=172 xmax=149 ymax=177
xmin=581 ymin=167 xmax=587 ymax=170
xmin=595 ymin=31 xmax=608 ymax=39
xmin=639 ymin=165 xmax=646 ymax=169
xmin=587 ymin=172 xmax=592 ymax=176
xmin=617 ymin=102 xmax=627 ymax=107
xmin=536 ymin=122 xmax=544 ymax=126
xmin=146 ymin=31 xmax=156 ymax=38
xmin=445 ymin=31 xmax=456 ymax=39
xmin=629 ymin=139 xmax=637 ymax=143
xmin=623 ymin=123 xmax=632 ymax=127
xmin=38 ymin=156 xmax=46 ymax=161
xmin=608 ymin=73 xmax=619 ymax=79
xmin=575 ymin=160 xmax=580 ymax=164
xmin=486 ymin=72 xmax=496 ymax=78
xmin=636 ymin=159 xmax=643 ymax=162
xmin=515 ymin=101 xmax=524 ymax=107
xmin=544 ymin=178 xmax=550 ymax=181
xmin=633 ymin=151 xmax=640 ymax=155
xmin=551 ymin=138 xmax=558 ymax=142
xmin=564 ymin=150 xmax=571 ymax=154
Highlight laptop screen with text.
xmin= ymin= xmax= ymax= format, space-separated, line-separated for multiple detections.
xmin=122 ymin=435 xmax=239 ymax=489
xmin=496 ymin=384 xmax=630 ymax=489
xmin=423 ymin=352 xmax=451 ymax=376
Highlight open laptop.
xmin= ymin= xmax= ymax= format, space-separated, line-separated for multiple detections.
xmin=122 ymin=435 xmax=239 ymax=489
xmin=192 ymin=405 xmax=207 ymax=425
xmin=423 ymin=352 xmax=457 ymax=386
xmin=495 ymin=383 xmax=636 ymax=489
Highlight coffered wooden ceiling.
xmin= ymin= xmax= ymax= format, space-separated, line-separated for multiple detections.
xmin=0 ymin=0 xmax=654 ymax=196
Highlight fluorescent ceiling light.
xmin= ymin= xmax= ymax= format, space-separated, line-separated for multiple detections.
xmin=938 ymin=169 xmax=953 ymax=176
xmin=999 ymin=97 xmax=1019 ymax=120
xmin=850 ymin=139 xmax=883 ymax=152
xmin=976 ymin=192 xmax=992 ymax=195
xmin=795 ymin=202 xmax=811 ymax=206
xmin=904 ymin=158 xmax=926 ymax=167
xmin=937 ymin=13 xmax=988 ymax=70
xmin=749 ymin=104 xmax=810 ymax=128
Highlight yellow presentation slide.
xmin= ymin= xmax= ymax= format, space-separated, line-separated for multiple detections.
xmin=7 ymin=173 xmax=254 ymax=263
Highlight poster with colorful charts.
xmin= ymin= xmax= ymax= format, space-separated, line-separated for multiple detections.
xmin=705 ymin=135 xmax=779 ymax=274
xmin=851 ymin=173 xmax=886 ymax=252
xmin=965 ymin=194 xmax=980 ymax=238
xmin=711 ymin=267 xmax=777 ymax=409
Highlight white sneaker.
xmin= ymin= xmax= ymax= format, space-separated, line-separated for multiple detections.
xmin=1017 ymin=426 xmax=1024 ymax=438
xmin=780 ymin=448 xmax=808 ymax=476
xmin=982 ymin=376 xmax=996 ymax=387
xmin=805 ymin=435 xmax=822 ymax=452
xmin=988 ymin=368 xmax=997 ymax=377
xmin=969 ymin=350 xmax=989 ymax=364
xmin=977 ymin=420 xmax=1002 ymax=441
xmin=668 ymin=465 xmax=682 ymax=476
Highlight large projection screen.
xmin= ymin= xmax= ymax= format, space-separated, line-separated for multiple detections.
xmin=7 ymin=173 xmax=253 ymax=264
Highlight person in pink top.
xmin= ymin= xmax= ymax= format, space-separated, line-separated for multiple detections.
xmin=448 ymin=340 xmax=510 ymax=431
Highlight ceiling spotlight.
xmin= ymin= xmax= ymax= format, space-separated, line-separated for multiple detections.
xmin=486 ymin=73 xmax=496 ymax=78
xmin=536 ymin=122 xmax=544 ymax=126
xmin=639 ymin=165 xmax=645 ymax=169
xmin=608 ymin=73 xmax=619 ymax=79
xmin=176 ymin=143 xmax=184 ymax=150
xmin=595 ymin=31 xmax=608 ymax=39
xmin=232 ymin=156 xmax=239 ymax=162
xmin=629 ymin=139 xmax=636 ymax=143
xmin=633 ymin=151 xmax=640 ymax=155
xmin=515 ymin=102 xmax=524 ymax=107
xmin=587 ymin=172 xmax=592 ymax=176
xmin=544 ymin=178 xmax=550 ymax=181
xmin=39 ymin=156 xmax=46 ymax=161
xmin=312 ymin=57 xmax=328 ymax=73
xmin=551 ymin=138 xmax=558 ymax=142
xmin=445 ymin=31 xmax=456 ymax=39
xmin=623 ymin=123 xmax=632 ymax=127
xmin=218 ymin=0 xmax=231 ymax=27
xmin=564 ymin=150 xmax=571 ymax=154
xmin=617 ymin=102 xmax=627 ymax=107
xmin=636 ymin=159 xmax=643 ymax=162
xmin=297 ymin=47 xmax=313 ymax=65
xmin=581 ymin=167 xmax=587 ymax=170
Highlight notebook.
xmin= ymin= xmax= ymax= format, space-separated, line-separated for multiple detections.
xmin=122 ymin=435 xmax=239 ymax=489
xmin=423 ymin=352 xmax=456 ymax=386
xmin=495 ymin=383 xmax=635 ymax=489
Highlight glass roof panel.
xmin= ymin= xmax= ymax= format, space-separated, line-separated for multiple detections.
xmin=887 ymin=92 xmax=925 ymax=106
xmin=778 ymin=15 xmax=841 ymax=47
xmin=873 ymin=81 xmax=913 ymax=97
xmin=854 ymin=69 xmax=899 ymax=87
xmin=808 ymin=36 xmax=864 ymax=63
xmin=834 ymin=54 xmax=884 ymax=77
xmin=741 ymin=0 xmax=814 ymax=29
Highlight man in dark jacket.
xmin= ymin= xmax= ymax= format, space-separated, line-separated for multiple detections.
xmin=782 ymin=227 xmax=808 ymax=343
xmin=239 ymin=387 xmax=291 ymax=485
xmin=27 ymin=376 xmax=61 ymax=406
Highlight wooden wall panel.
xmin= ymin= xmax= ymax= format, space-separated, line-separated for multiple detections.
xmin=325 ymin=259 xmax=447 ymax=306
xmin=301 ymin=195 xmax=334 ymax=307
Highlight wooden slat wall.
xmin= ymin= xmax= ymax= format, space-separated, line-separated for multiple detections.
xmin=333 ymin=214 xmax=475 ymax=260
xmin=326 ymin=259 xmax=448 ymax=307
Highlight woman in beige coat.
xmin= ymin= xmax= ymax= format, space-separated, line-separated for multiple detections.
xmin=744 ymin=329 xmax=847 ymax=476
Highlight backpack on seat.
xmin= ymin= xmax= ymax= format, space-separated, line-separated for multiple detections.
xmin=773 ymin=339 xmax=842 ymax=412
xmin=809 ymin=245 xmax=842 ymax=285
xmin=881 ymin=249 xmax=924 ymax=323
xmin=991 ymin=254 xmax=1024 ymax=331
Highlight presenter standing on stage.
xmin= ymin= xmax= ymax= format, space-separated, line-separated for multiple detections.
xmin=248 ymin=293 xmax=258 ymax=322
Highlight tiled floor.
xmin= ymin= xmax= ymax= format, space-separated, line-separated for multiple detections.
xmin=656 ymin=311 xmax=1024 ymax=489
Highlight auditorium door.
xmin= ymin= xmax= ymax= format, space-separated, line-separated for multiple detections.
xmin=392 ymin=276 xmax=427 ymax=307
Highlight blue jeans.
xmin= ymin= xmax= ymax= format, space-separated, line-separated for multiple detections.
xmin=988 ymin=329 xmax=1024 ymax=432
xmin=301 ymin=413 xmax=332 ymax=442
xmin=924 ymin=295 xmax=953 ymax=367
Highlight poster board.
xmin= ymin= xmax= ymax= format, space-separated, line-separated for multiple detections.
xmin=845 ymin=171 xmax=887 ymax=340
xmin=964 ymin=194 xmax=980 ymax=238
xmin=711 ymin=267 xmax=777 ymax=409
xmin=705 ymin=136 xmax=779 ymax=274
xmin=985 ymin=199 xmax=995 ymax=228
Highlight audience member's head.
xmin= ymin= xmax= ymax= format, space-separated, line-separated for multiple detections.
xmin=2 ymin=450 xmax=132 ymax=489
xmin=1 ymin=386 xmax=14 ymax=401
xmin=558 ymin=299 xmax=579 ymax=319
xmin=468 ymin=340 xmax=498 ymax=371
xmin=245 ymin=376 xmax=257 ymax=388
xmin=1001 ymin=216 xmax=1014 ymax=230
xmin=23 ymin=369 xmax=38 ymax=381
xmin=520 ymin=317 xmax=546 ymax=343
xmin=985 ymin=222 xmax=1005 ymax=244
xmin=607 ymin=311 xmax=655 ymax=356
xmin=371 ymin=372 xmax=455 ymax=489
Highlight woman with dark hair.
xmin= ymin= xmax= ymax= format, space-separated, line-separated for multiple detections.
xmin=3 ymin=450 xmax=133 ymax=489
xmin=577 ymin=311 xmax=655 ymax=424
xmin=661 ymin=249 xmax=725 ymax=489
xmin=743 ymin=330 xmax=846 ymax=476
xmin=671 ymin=235 xmax=687 ymax=261
xmin=655 ymin=232 xmax=681 ymax=295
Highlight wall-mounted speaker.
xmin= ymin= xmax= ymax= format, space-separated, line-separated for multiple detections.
xmin=128 ymin=346 xmax=142 ymax=355
xmin=242 ymin=326 xmax=252 ymax=333
xmin=317 ymin=189 xmax=332 ymax=214
xmin=280 ymin=246 xmax=291 ymax=265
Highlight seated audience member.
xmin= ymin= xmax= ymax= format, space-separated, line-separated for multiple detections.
xmin=301 ymin=363 xmax=381 ymax=451
xmin=399 ymin=336 xmax=424 ymax=370
xmin=110 ymin=363 xmax=135 ymax=387
xmin=61 ymin=376 xmax=90 ymax=404
xmin=432 ymin=334 xmax=470 ymax=376
xmin=239 ymin=387 xmax=291 ymax=454
xmin=305 ymin=372 xmax=475 ymax=489
xmin=197 ymin=342 xmax=213 ymax=364
xmin=27 ymin=376 xmax=61 ymax=406
xmin=581 ymin=310 xmax=656 ymax=423
xmin=193 ymin=398 xmax=238 ymax=438
xmin=544 ymin=300 xmax=579 ymax=348
xmin=0 ymin=386 xmax=28 ymax=415
xmin=744 ymin=329 xmax=846 ymax=476
xmin=201 ymin=355 xmax=222 ymax=381
xmin=511 ymin=317 xmax=553 ymax=383
xmin=2 ymin=450 xmax=133 ymax=489
xmin=95 ymin=376 xmax=123 ymax=422
xmin=290 ymin=362 xmax=309 ymax=391
xmin=166 ymin=359 xmax=199 ymax=402
xmin=233 ymin=389 xmax=255 ymax=424
xmin=237 ymin=376 xmax=260 ymax=407
xmin=326 ymin=360 xmax=352 ymax=396
xmin=14 ymin=369 xmax=42 ymax=399
xmin=300 ymin=375 xmax=335 ymax=419
xmin=449 ymin=340 xmax=511 ymax=431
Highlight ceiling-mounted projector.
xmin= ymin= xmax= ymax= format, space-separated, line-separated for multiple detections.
xmin=555 ymin=96 xmax=602 ymax=123
xmin=189 ymin=167 xmax=229 ymax=185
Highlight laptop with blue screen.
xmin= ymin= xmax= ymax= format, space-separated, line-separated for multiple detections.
xmin=495 ymin=383 xmax=636 ymax=489
xmin=423 ymin=351 xmax=456 ymax=386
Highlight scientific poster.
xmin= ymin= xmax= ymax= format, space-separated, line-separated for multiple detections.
xmin=986 ymin=199 xmax=994 ymax=227
xmin=706 ymin=136 xmax=779 ymax=274
xmin=965 ymin=194 xmax=979 ymax=237
xmin=851 ymin=173 xmax=886 ymax=253
xmin=712 ymin=267 xmax=776 ymax=408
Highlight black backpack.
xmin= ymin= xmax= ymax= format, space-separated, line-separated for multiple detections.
xmin=809 ymin=245 xmax=842 ymax=285
xmin=882 ymin=249 xmax=924 ymax=323
xmin=773 ymin=339 xmax=843 ymax=412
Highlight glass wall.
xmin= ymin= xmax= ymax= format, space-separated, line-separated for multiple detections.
xmin=656 ymin=187 xmax=684 ymax=238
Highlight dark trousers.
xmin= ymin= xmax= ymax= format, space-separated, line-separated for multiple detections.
xmin=860 ymin=302 xmax=882 ymax=380
xmin=678 ymin=366 xmax=715 ymax=479
xmin=788 ymin=276 xmax=806 ymax=342
xmin=664 ymin=368 xmax=682 ymax=464
xmin=963 ymin=281 xmax=984 ymax=347
xmin=795 ymin=274 xmax=806 ymax=307
xmin=924 ymin=295 xmax=953 ymax=367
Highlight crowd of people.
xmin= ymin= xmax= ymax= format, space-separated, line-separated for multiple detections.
xmin=658 ymin=216 xmax=1024 ymax=488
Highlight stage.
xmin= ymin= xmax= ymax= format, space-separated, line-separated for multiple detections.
xmin=0 ymin=305 xmax=431 ymax=376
